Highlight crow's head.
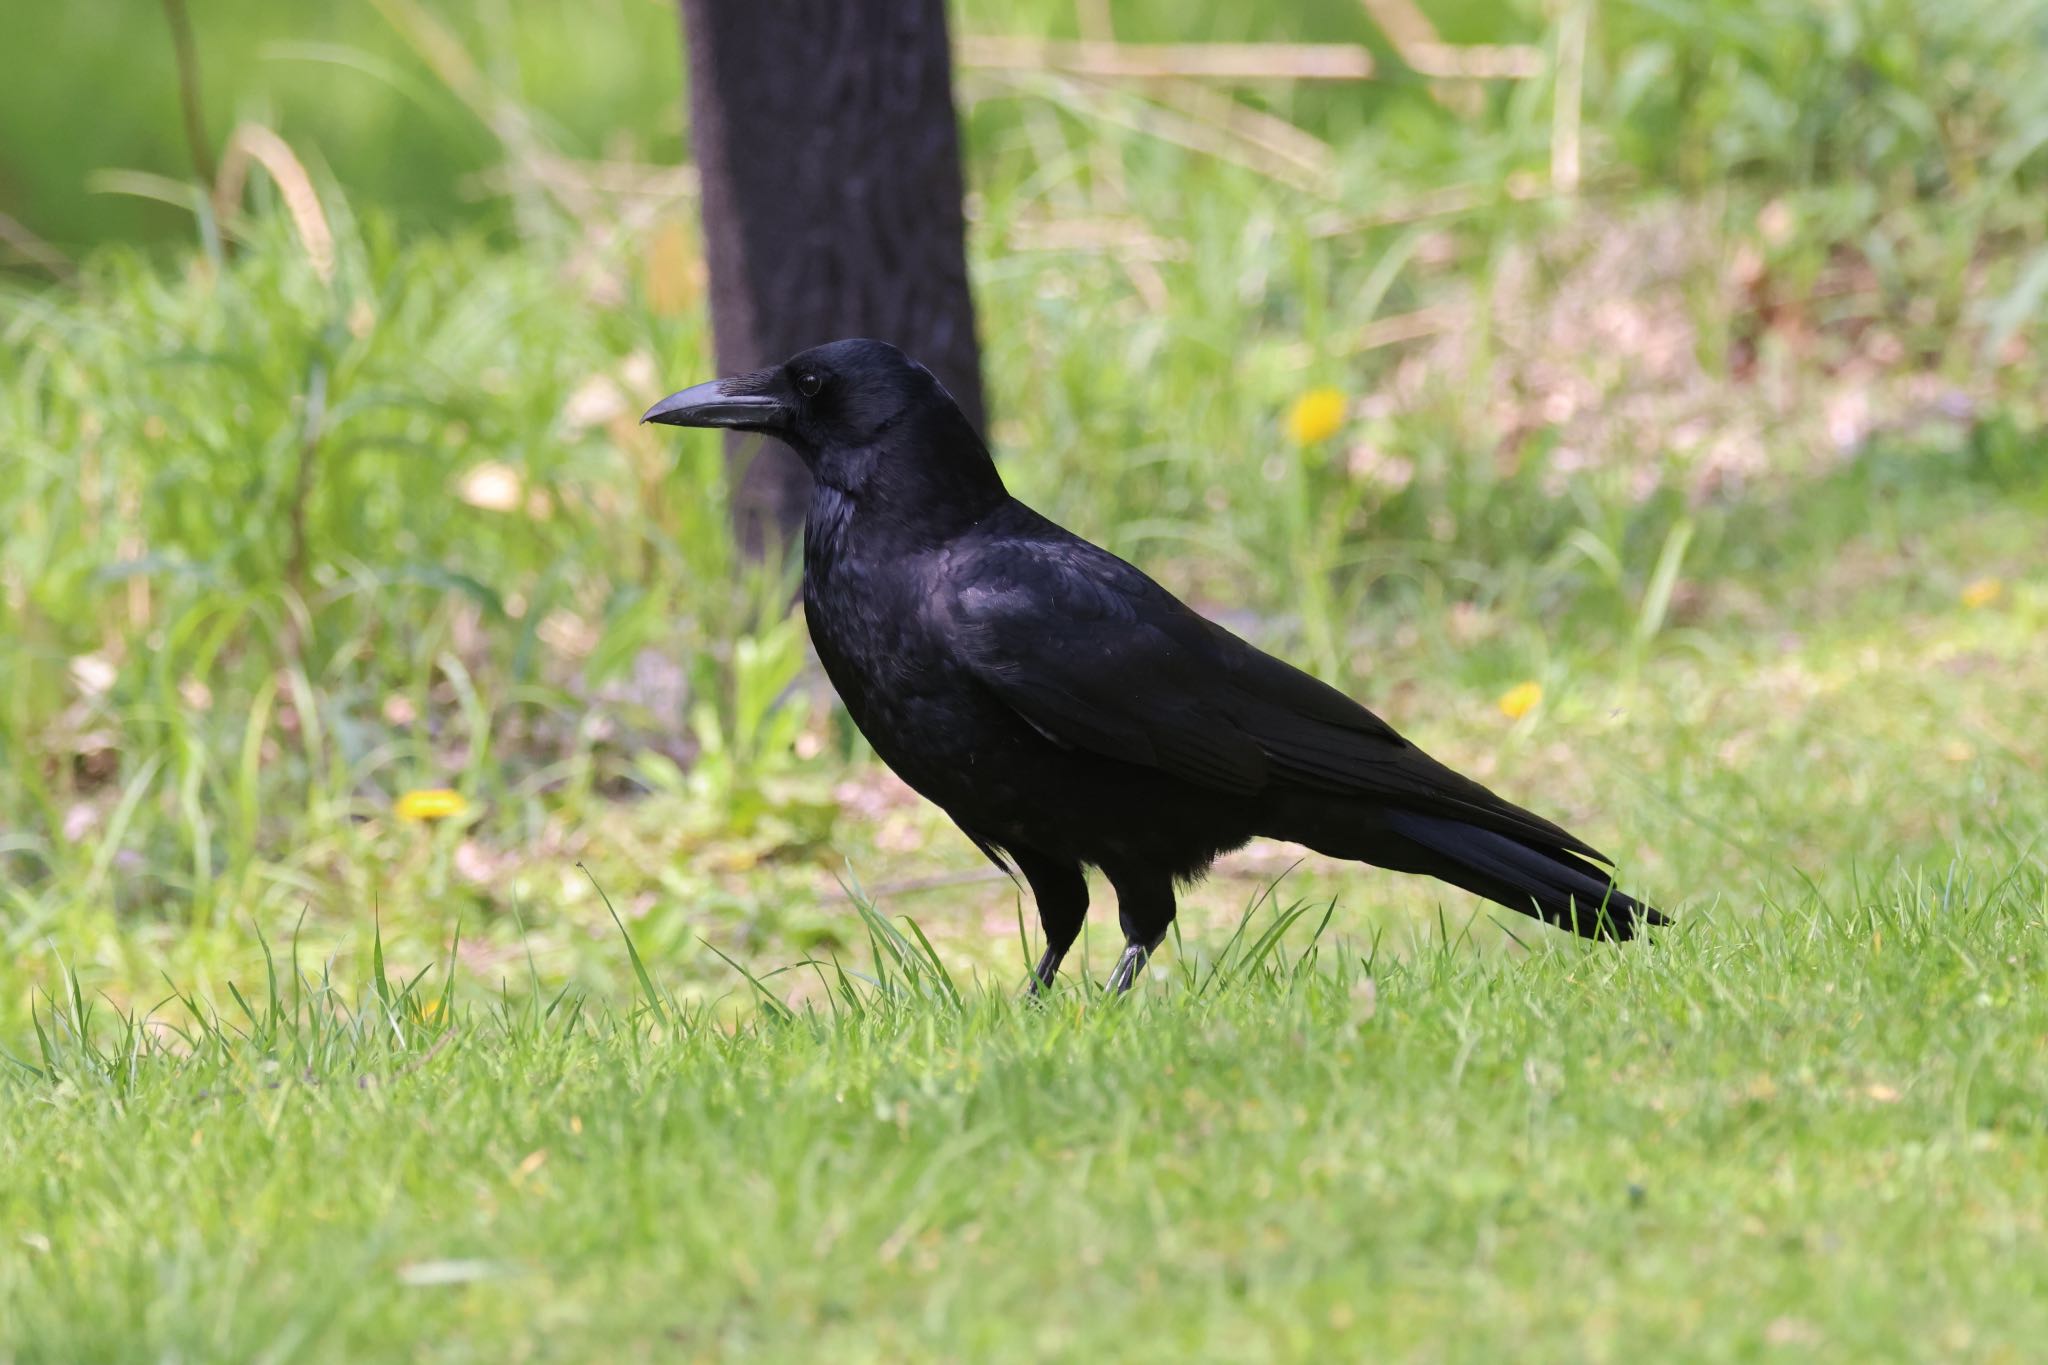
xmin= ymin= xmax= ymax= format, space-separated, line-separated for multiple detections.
xmin=643 ymin=338 xmax=960 ymax=461
xmin=644 ymin=338 xmax=1003 ymax=526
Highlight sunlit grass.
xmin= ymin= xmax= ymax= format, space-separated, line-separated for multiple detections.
xmin=4 ymin=872 xmax=2043 ymax=1360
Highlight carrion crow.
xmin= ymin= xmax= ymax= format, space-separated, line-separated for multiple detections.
xmin=646 ymin=338 xmax=1666 ymax=991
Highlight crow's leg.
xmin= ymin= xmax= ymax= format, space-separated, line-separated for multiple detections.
xmin=1010 ymin=848 xmax=1090 ymax=992
xmin=1103 ymin=867 xmax=1178 ymax=994
xmin=1106 ymin=942 xmax=1155 ymax=994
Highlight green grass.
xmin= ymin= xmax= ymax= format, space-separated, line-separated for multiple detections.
xmin=5 ymin=878 xmax=2044 ymax=1361
xmin=4 ymin=0 xmax=2048 ymax=1357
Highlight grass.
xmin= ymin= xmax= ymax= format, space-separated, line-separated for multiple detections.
xmin=5 ymin=877 xmax=2044 ymax=1361
xmin=4 ymin=0 xmax=2048 ymax=1357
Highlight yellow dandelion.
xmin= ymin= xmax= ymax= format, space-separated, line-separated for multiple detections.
xmin=395 ymin=788 xmax=469 ymax=822
xmin=1285 ymin=387 xmax=1347 ymax=446
xmin=1960 ymin=577 xmax=2003 ymax=609
xmin=1497 ymin=681 xmax=1543 ymax=720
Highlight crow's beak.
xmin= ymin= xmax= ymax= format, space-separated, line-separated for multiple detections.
xmin=640 ymin=374 xmax=790 ymax=432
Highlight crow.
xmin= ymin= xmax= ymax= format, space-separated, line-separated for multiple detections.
xmin=646 ymin=338 xmax=1665 ymax=991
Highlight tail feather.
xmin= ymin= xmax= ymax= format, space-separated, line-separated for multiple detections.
xmin=1382 ymin=810 xmax=1666 ymax=941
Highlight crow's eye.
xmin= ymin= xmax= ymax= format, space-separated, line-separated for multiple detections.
xmin=796 ymin=372 xmax=823 ymax=398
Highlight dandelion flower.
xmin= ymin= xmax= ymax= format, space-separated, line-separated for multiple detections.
xmin=1960 ymin=577 xmax=2002 ymax=609
xmin=1285 ymin=387 xmax=1347 ymax=446
xmin=395 ymin=788 xmax=469 ymax=822
xmin=1497 ymin=681 xmax=1543 ymax=720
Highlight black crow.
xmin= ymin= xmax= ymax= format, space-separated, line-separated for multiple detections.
xmin=646 ymin=339 xmax=1665 ymax=991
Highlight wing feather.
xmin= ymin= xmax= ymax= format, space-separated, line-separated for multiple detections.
xmin=942 ymin=526 xmax=1603 ymax=861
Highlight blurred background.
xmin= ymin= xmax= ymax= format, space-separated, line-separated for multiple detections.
xmin=2 ymin=0 xmax=2044 ymax=1009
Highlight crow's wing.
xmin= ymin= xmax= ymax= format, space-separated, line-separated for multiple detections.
xmin=943 ymin=536 xmax=1271 ymax=793
xmin=941 ymin=528 xmax=1605 ymax=860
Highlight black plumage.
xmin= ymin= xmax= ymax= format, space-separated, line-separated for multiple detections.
xmin=646 ymin=339 xmax=1665 ymax=990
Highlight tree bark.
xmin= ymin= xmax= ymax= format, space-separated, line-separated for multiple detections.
xmin=677 ymin=0 xmax=984 ymax=554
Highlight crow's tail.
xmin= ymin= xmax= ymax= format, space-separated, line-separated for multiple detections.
xmin=1379 ymin=810 xmax=1667 ymax=941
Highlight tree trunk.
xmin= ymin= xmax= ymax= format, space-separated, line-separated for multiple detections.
xmin=677 ymin=0 xmax=984 ymax=555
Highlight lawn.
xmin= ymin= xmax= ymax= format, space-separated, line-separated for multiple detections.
xmin=6 ymin=880 xmax=2045 ymax=1361
xmin=3 ymin=0 xmax=2047 ymax=1358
